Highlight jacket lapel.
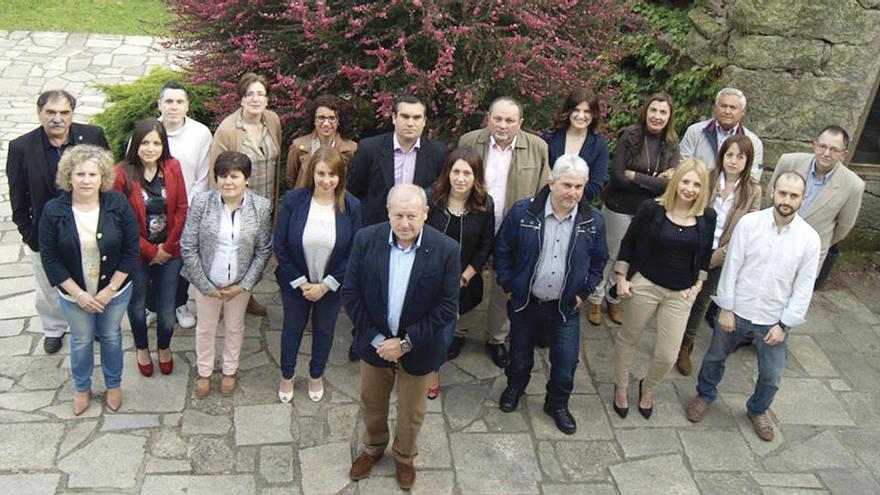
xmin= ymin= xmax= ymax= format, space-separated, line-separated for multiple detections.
xmin=803 ymin=162 xmax=843 ymax=221
xmin=377 ymin=226 xmax=391 ymax=309
xmin=402 ymin=241 xmax=430 ymax=316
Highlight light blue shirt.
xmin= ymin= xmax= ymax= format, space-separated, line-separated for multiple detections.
xmin=371 ymin=228 xmax=424 ymax=349
xmin=800 ymin=158 xmax=837 ymax=216
xmin=531 ymin=197 xmax=576 ymax=301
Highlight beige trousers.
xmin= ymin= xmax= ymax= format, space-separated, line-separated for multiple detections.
xmin=613 ymin=273 xmax=695 ymax=392
xmin=359 ymin=361 xmax=430 ymax=465
xmin=194 ymin=290 xmax=250 ymax=377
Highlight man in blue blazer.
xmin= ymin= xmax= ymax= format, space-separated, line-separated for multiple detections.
xmin=6 ymin=90 xmax=109 ymax=354
xmin=346 ymin=94 xmax=447 ymax=227
xmin=342 ymin=184 xmax=459 ymax=490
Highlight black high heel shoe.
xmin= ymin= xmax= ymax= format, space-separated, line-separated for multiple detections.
xmin=613 ymin=386 xmax=629 ymax=418
xmin=638 ymin=379 xmax=653 ymax=419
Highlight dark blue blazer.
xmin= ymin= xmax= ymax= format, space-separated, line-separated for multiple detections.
xmin=342 ymin=223 xmax=460 ymax=375
xmin=38 ymin=191 xmax=140 ymax=294
xmin=274 ymin=188 xmax=362 ymax=290
xmin=543 ymin=129 xmax=609 ymax=203
xmin=346 ymin=132 xmax=447 ymax=226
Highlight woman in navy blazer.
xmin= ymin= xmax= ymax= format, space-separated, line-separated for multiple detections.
xmin=542 ymin=88 xmax=609 ymax=202
xmin=275 ymin=147 xmax=362 ymax=403
xmin=39 ymin=145 xmax=140 ymax=415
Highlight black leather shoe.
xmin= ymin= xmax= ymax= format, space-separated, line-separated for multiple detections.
xmin=447 ymin=336 xmax=465 ymax=360
xmin=486 ymin=343 xmax=509 ymax=368
xmin=348 ymin=343 xmax=359 ymax=362
xmin=44 ymin=336 xmax=63 ymax=354
xmin=499 ymin=386 xmax=522 ymax=412
xmin=638 ymin=379 xmax=653 ymax=419
xmin=543 ymin=403 xmax=577 ymax=434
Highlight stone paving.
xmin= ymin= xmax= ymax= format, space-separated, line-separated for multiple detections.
xmin=2 ymin=30 xmax=880 ymax=494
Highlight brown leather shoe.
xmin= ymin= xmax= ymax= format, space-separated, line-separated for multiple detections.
xmin=685 ymin=396 xmax=710 ymax=423
xmin=675 ymin=335 xmax=694 ymax=376
xmin=196 ymin=376 xmax=211 ymax=398
xmin=349 ymin=452 xmax=382 ymax=481
xmin=587 ymin=302 xmax=602 ymax=326
xmin=220 ymin=374 xmax=237 ymax=396
xmin=749 ymin=412 xmax=774 ymax=441
xmin=395 ymin=460 xmax=416 ymax=490
xmin=246 ymin=295 xmax=267 ymax=316
xmin=607 ymin=301 xmax=623 ymax=324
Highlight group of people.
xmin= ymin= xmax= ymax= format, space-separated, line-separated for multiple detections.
xmin=6 ymin=74 xmax=865 ymax=489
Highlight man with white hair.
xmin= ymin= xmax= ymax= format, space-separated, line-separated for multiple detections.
xmin=494 ymin=154 xmax=608 ymax=434
xmin=680 ymin=87 xmax=764 ymax=182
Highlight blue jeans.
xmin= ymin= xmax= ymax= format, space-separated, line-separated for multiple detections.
xmin=127 ymin=258 xmax=182 ymax=350
xmin=696 ymin=314 xmax=789 ymax=416
xmin=280 ymin=286 xmax=343 ymax=379
xmin=506 ymin=299 xmax=580 ymax=409
xmin=59 ymin=284 xmax=132 ymax=392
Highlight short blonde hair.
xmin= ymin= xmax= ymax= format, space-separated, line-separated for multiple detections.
xmin=656 ymin=157 xmax=710 ymax=216
xmin=56 ymin=145 xmax=115 ymax=193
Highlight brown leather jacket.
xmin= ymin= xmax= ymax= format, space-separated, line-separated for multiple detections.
xmin=285 ymin=132 xmax=357 ymax=189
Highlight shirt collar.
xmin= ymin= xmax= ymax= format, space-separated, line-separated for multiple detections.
xmin=393 ymin=133 xmax=420 ymax=153
xmin=808 ymin=158 xmax=838 ymax=184
xmin=234 ymin=108 xmax=266 ymax=129
xmin=543 ymin=195 xmax=577 ymax=222
xmin=490 ymin=134 xmax=517 ymax=152
xmin=159 ymin=115 xmax=188 ymax=136
xmin=40 ymin=127 xmax=72 ymax=149
xmin=388 ymin=227 xmax=424 ymax=252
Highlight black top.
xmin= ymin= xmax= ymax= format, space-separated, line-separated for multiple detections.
xmin=603 ymin=126 xmax=680 ymax=215
xmin=425 ymin=195 xmax=495 ymax=314
xmin=140 ymin=172 xmax=168 ymax=244
xmin=639 ymin=217 xmax=701 ymax=290
xmin=617 ymin=199 xmax=715 ymax=287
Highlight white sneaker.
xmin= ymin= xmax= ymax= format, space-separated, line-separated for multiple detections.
xmin=176 ymin=305 xmax=196 ymax=329
xmin=146 ymin=310 xmax=157 ymax=326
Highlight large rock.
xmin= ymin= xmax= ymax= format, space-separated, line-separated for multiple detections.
xmin=728 ymin=34 xmax=825 ymax=70
xmin=730 ymin=0 xmax=880 ymax=45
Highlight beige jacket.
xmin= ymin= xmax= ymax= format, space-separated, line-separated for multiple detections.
xmin=458 ymin=128 xmax=550 ymax=214
xmin=769 ymin=152 xmax=864 ymax=264
xmin=709 ymin=177 xmax=762 ymax=269
xmin=209 ymin=108 xmax=283 ymax=176
xmin=284 ymin=132 xmax=357 ymax=189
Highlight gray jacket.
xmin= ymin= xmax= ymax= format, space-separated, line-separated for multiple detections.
xmin=679 ymin=118 xmax=764 ymax=182
xmin=181 ymin=189 xmax=273 ymax=295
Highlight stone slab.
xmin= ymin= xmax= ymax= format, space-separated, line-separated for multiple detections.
xmin=145 ymin=457 xmax=193 ymax=474
xmin=770 ymin=378 xmax=854 ymax=426
xmin=750 ymin=472 xmax=823 ymax=489
xmin=234 ymin=403 xmax=293 ymax=446
xmin=819 ymin=470 xmax=880 ymax=495
xmin=765 ymin=431 xmax=859 ymax=471
xmin=102 ymin=413 xmax=161 ymax=431
xmin=0 ymin=390 xmax=54 ymax=410
xmin=616 ymin=427 xmax=682 ymax=458
xmin=0 ymin=423 xmax=63 ymax=470
xmin=181 ymin=409 xmax=232 ymax=436
xmin=0 ymin=474 xmax=60 ymax=495
xmin=120 ymin=352 xmax=188 ymax=412
xmin=298 ymin=441 xmax=350 ymax=495
xmin=59 ymin=433 xmax=146 ymax=488
xmin=450 ymin=433 xmax=541 ymax=494
xmin=260 ymin=445 xmax=294 ymax=483
xmin=680 ymin=430 xmax=759 ymax=471
xmin=58 ymin=419 xmax=98 ymax=458
xmin=610 ymin=454 xmax=700 ymax=495
xmin=788 ymin=335 xmax=838 ymax=377
xmin=415 ymin=414 xmax=451 ymax=469
xmin=555 ymin=441 xmax=621 ymax=482
xmin=442 ymin=382 xmax=489 ymax=430
xmin=141 ymin=475 xmax=256 ymax=494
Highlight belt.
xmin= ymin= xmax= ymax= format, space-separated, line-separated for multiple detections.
xmin=529 ymin=294 xmax=559 ymax=306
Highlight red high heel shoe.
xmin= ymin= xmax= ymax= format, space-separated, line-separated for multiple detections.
xmin=137 ymin=350 xmax=154 ymax=377
xmin=158 ymin=354 xmax=174 ymax=375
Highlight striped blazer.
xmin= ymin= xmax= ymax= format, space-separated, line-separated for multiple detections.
xmin=180 ymin=189 xmax=273 ymax=295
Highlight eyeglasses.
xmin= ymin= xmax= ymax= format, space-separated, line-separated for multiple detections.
xmin=244 ymin=92 xmax=267 ymax=100
xmin=814 ymin=143 xmax=846 ymax=154
xmin=315 ymin=115 xmax=338 ymax=123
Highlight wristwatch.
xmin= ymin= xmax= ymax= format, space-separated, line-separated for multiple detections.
xmin=399 ymin=337 xmax=412 ymax=354
xmin=778 ymin=322 xmax=789 ymax=332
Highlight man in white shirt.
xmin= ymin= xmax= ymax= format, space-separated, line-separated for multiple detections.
xmin=684 ymin=171 xmax=820 ymax=442
xmin=679 ymin=87 xmax=764 ymax=182
xmin=157 ymin=82 xmax=213 ymax=328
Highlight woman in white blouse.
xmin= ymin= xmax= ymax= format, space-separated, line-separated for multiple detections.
xmin=180 ymin=151 xmax=273 ymax=398
xmin=274 ymin=147 xmax=362 ymax=403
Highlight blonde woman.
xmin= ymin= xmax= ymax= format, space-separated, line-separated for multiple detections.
xmin=612 ymin=158 xmax=716 ymax=419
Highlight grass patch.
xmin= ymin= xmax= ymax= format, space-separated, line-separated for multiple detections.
xmin=0 ymin=0 xmax=174 ymax=36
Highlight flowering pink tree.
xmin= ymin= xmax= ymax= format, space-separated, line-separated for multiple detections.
xmin=169 ymin=0 xmax=638 ymax=139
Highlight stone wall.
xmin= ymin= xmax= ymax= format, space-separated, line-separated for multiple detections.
xmin=685 ymin=0 xmax=880 ymax=250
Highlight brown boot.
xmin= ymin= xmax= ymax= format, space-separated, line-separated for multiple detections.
xmin=587 ymin=302 xmax=602 ymax=326
xmin=220 ymin=374 xmax=237 ymax=396
xmin=349 ymin=452 xmax=382 ymax=480
xmin=607 ymin=300 xmax=623 ymax=324
xmin=195 ymin=376 xmax=211 ymax=398
xmin=395 ymin=460 xmax=416 ymax=490
xmin=675 ymin=335 xmax=694 ymax=376
xmin=246 ymin=295 xmax=267 ymax=316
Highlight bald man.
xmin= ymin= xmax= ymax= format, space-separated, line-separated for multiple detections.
xmin=342 ymin=184 xmax=460 ymax=489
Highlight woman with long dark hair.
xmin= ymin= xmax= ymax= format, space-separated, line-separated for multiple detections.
xmin=113 ymin=118 xmax=188 ymax=377
xmin=285 ymin=94 xmax=358 ymax=190
xmin=425 ymin=146 xmax=495 ymax=398
xmin=588 ymin=93 xmax=680 ymax=326
xmin=542 ymin=88 xmax=609 ymax=202
xmin=675 ymin=135 xmax=762 ymax=375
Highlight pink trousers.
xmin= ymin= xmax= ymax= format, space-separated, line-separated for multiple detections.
xmin=194 ymin=290 xmax=250 ymax=377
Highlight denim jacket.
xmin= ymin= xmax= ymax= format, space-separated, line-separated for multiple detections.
xmin=495 ymin=185 xmax=608 ymax=321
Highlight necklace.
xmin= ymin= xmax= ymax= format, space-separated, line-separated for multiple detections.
xmin=643 ymin=136 xmax=660 ymax=177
